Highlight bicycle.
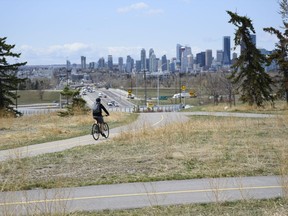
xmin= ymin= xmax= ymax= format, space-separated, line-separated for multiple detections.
xmin=91 ymin=117 xmax=109 ymax=140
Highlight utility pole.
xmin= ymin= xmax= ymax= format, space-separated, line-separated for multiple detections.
xmin=144 ymin=69 xmax=147 ymax=107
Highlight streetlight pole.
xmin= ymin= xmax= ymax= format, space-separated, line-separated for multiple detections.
xmin=157 ymin=70 xmax=160 ymax=106
xmin=144 ymin=69 xmax=147 ymax=107
xmin=157 ymin=62 xmax=167 ymax=106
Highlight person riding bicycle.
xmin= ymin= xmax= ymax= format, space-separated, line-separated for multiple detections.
xmin=92 ymin=97 xmax=110 ymax=137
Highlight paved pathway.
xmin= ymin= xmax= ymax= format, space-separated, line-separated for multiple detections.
xmin=0 ymin=175 xmax=283 ymax=214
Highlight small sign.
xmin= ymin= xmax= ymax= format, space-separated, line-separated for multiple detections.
xmin=181 ymin=85 xmax=186 ymax=91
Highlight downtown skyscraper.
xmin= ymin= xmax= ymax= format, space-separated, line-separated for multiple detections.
xmin=222 ymin=36 xmax=231 ymax=65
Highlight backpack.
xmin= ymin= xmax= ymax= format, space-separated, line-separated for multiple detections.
xmin=93 ymin=103 xmax=101 ymax=115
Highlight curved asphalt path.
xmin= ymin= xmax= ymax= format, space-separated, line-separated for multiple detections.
xmin=0 ymin=111 xmax=282 ymax=215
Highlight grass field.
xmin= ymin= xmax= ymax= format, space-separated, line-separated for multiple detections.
xmin=0 ymin=111 xmax=138 ymax=150
xmin=1 ymin=111 xmax=288 ymax=191
xmin=74 ymin=198 xmax=288 ymax=216
xmin=16 ymin=90 xmax=61 ymax=104
xmin=1 ymin=100 xmax=288 ymax=215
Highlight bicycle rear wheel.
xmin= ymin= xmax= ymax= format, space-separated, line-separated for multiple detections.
xmin=102 ymin=122 xmax=109 ymax=138
xmin=91 ymin=123 xmax=100 ymax=140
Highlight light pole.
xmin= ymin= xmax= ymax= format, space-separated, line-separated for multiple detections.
xmin=144 ymin=69 xmax=147 ymax=107
xmin=157 ymin=62 xmax=167 ymax=106
xmin=157 ymin=70 xmax=160 ymax=106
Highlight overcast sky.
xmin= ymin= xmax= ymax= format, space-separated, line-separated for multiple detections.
xmin=1 ymin=0 xmax=282 ymax=65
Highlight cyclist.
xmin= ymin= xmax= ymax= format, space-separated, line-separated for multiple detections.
xmin=92 ymin=97 xmax=110 ymax=137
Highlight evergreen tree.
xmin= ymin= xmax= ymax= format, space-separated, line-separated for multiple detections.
xmin=227 ymin=11 xmax=274 ymax=107
xmin=0 ymin=37 xmax=27 ymax=116
xmin=264 ymin=0 xmax=288 ymax=102
xmin=59 ymin=86 xmax=87 ymax=116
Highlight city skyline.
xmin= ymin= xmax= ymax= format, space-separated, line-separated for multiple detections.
xmin=1 ymin=0 xmax=282 ymax=65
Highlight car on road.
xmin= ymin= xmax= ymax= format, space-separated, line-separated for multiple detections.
xmin=107 ymin=101 xmax=119 ymax=107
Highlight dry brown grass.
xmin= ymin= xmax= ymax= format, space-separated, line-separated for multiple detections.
xmin=197 ymin=100 xmax=288 ymax=114
xmin=1 ymin=113 xmax=287 ymax=192
xmin=0 ymin=111 xmax=137 ymax=150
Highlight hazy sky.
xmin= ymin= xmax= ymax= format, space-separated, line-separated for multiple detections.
xmin=1 ymin=0 xmax=282 ymax=65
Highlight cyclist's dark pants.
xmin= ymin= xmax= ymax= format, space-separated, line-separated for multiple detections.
xmin=93 ymin=116 xmax=104 ymax=124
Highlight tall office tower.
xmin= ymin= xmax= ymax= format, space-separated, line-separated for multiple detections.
xmin=135 ymin=60 xmax=141 ymax=72
xmin=140 ymin=48 xmax=146 ymax=71
xmin=180 ymin=46 xmax=187 ymax=72
xmin=149 ymin=48 xmax=155 ymax=72
xmin=222 ymin=36 xmax=231 ymax=65
xmin=161 ymin=55 xmax=168 ymax=71
xmin=89 ymin=62 xmax=96 ymax=69
xmin=118 ymin=57 xmax=123 ymax=72
xmin=196 ymin=52 xmax=206 ymax=67
xmin=66 ymin=60 xmax=71 ymax=70
xmin=170 ymin=57 xmax=177 ymax=73
xmin=107 ymin=55 xmax=113 ymax=70
xmin=98 ymin=57 xmax=105 ymax=69
xmin=149 ymin=48 xmax=154 ymax=58
xmin=176 ymin=44 xmax=183 ymax=65
xmin=149 ymin=52 xmax=157 ymax=72
xmin=205 ymin=49 xmax=213 ymax=69
xmin=187 ymin=54 xmax=193 ymax=71
xmin=181 ymin=46 xmax=192 ymax=72
xmin=126 ymin=55 xmax=133 ymax=73
xmin=216 ymin=50 xmax=223 ymax=63
xmin=81 ymin=56 xmax=86 ymax=69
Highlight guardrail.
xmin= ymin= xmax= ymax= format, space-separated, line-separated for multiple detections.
xmin=108 ymin=104 xmax=182 ymax=113
xmin=18 ymin=108 xmax=61 ymax=116
xmin=18 ymin=104 xmax=183 ymax=116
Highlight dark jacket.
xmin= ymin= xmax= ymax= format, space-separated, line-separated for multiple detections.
xmin=92 ymin=102 xmax=109 ymax=117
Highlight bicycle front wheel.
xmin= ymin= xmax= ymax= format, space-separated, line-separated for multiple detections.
xmin=102 ymin=122 xmax=109 ymax=138
xmin=92 ymin=123 xmax=100 ymax=140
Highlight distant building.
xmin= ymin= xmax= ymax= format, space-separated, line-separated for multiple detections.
xmin=135 ymin=60 xmax=141 ymax=72
xmin=126 ymin=55 xmax=133 ymax=73
xmin=118 ymin=57 xmax=124 ymax=72
xmin=107 ymin=55 xmax=113 ymax=70
xmin=140 ymin=48 xmax=146 ymax=71
xmin=98 ymin=57 xmax=105 ymax=69
xmin=196 ymin=52 xmax=206 ymax=68
xmin=66 ymin=60 xmax=71 ymax=70
xmin=161 ymin=55 xmax=168 ymax=71
xmin=222 ymin=36 xmax=231 ymax=65
xmin=81 ymin=56 xmax=86 ymax=69
xmin=176 ymin=44 xmax=183 ymax=65
xmin=181 ymin=46 xmax=192 ymax=72
xmin=216 ymin=50 xmax=223 ymax=64
xmin=149 ymin=52 xmax=157 ymax=72
xmin=89 ymin=62 xmax=96 ymax=69
xmin=205 ymin=49 xmax=213 ymax=69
